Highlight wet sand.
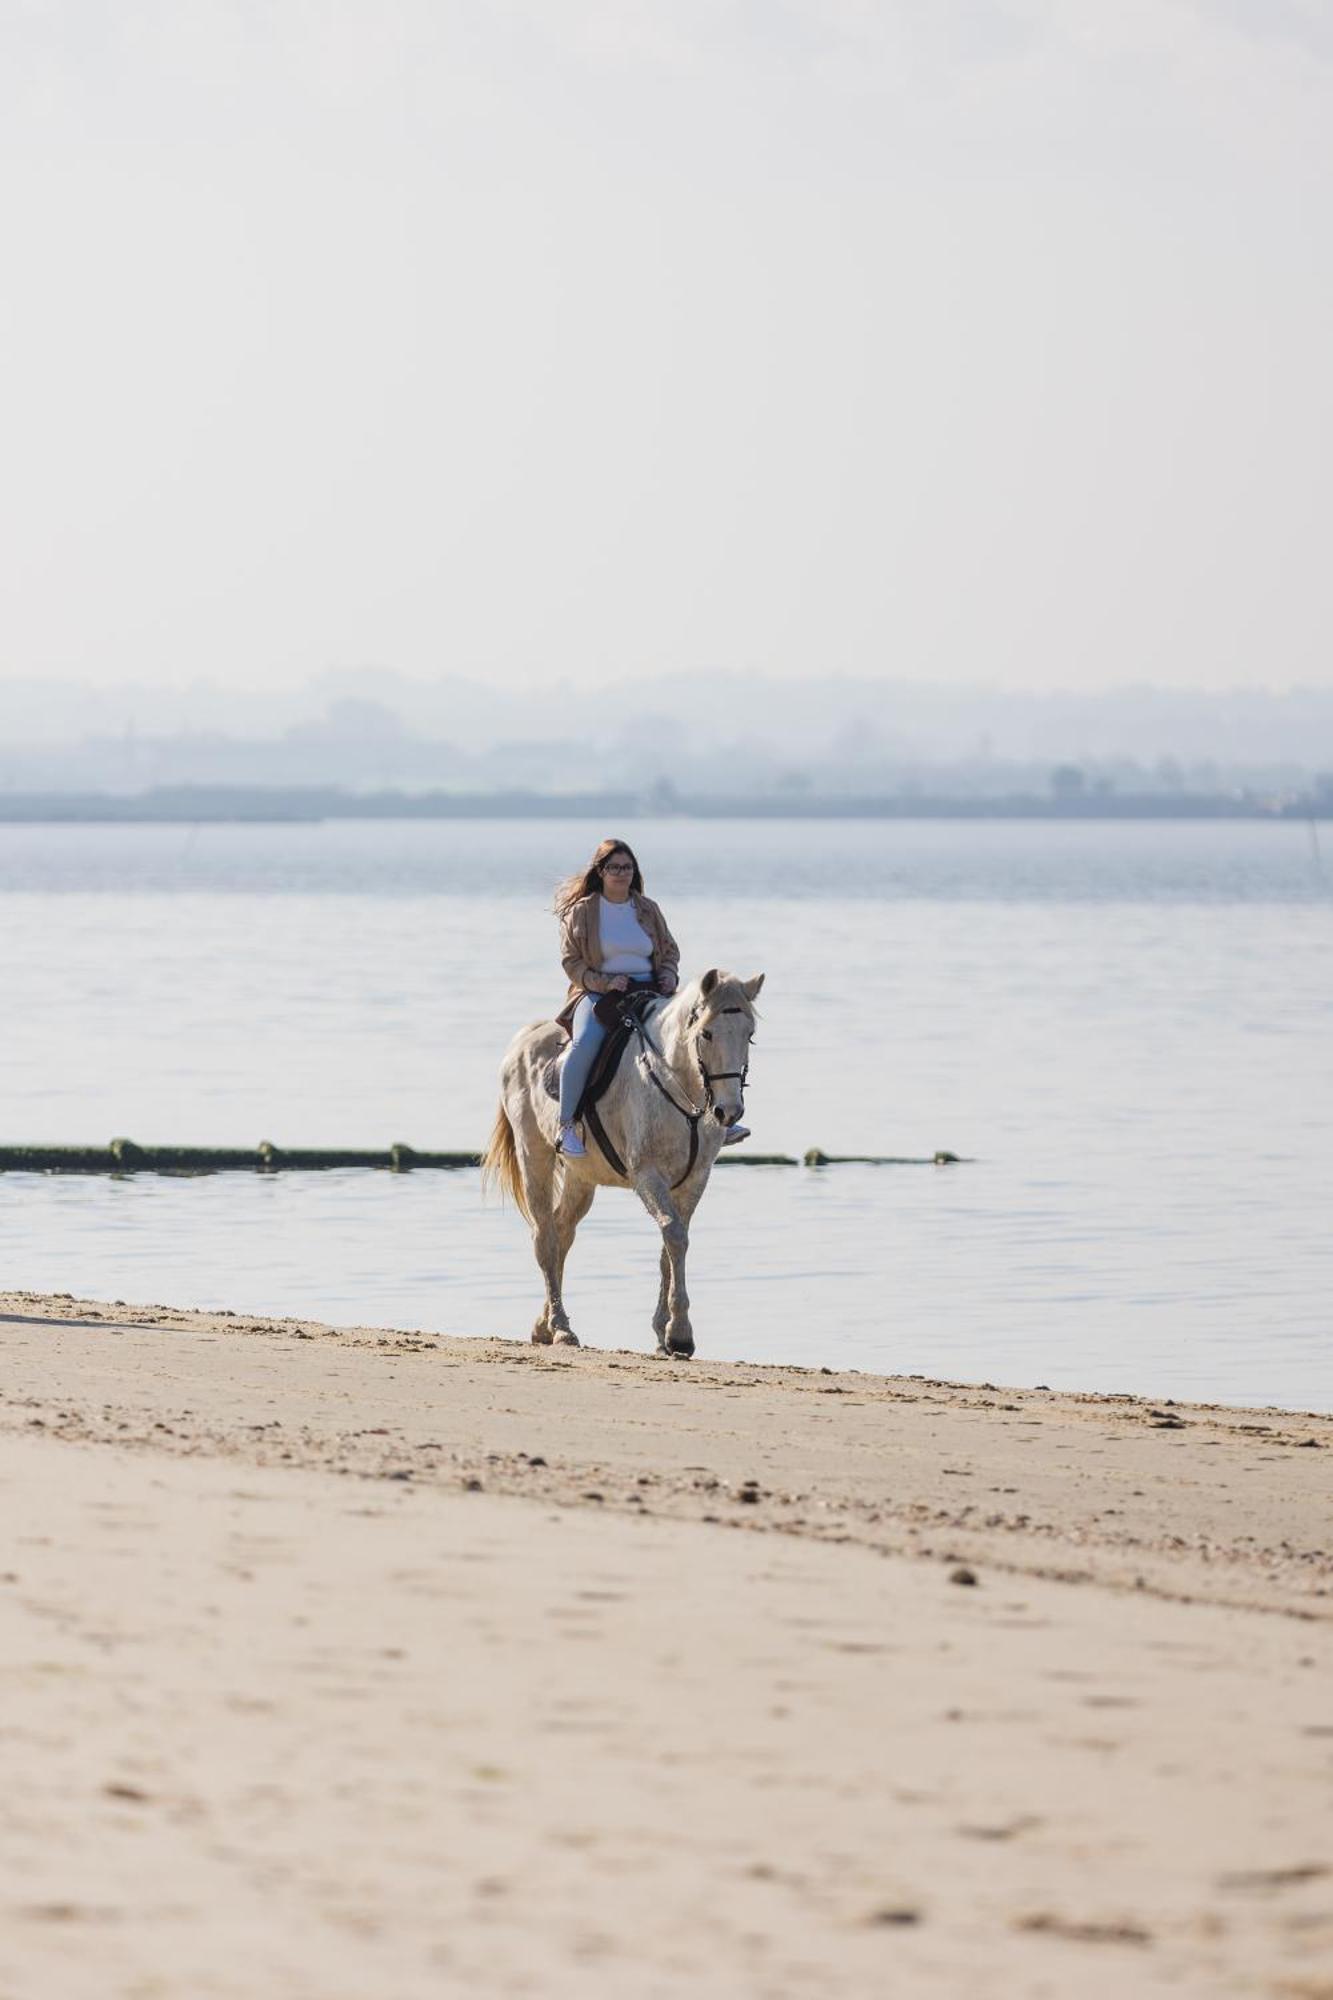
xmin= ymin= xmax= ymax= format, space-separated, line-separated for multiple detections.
xmin=1 ymin=1289 xmax=1330 ymax=1998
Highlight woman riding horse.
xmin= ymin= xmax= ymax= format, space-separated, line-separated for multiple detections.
xmin=553 ymin=837 xmax=750 ymax=1157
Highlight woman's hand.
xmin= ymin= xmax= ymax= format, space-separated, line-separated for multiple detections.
xmin=656 ymin=972 xmax=677 ymax=995
xmin=608 ymin=975 xmax=631 ymax=993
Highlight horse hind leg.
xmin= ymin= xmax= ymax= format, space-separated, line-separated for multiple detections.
xmin=530 ymin=1160 xmax=597 ymax=1347
xmin=544 ymin=1175 xmax=595 ymax=1347
xmin=507 ymin=1114 xmax=576 ymax=1347
xmin=530 ymin=1208 xmax=575 ymax=1345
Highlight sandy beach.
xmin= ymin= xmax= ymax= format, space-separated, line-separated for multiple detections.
xmin=1 ymin=1289 xmax=1329 ymax=1999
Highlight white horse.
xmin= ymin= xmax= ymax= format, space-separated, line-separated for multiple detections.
xmin=481 ymin=969 xmax=764 ymax=1356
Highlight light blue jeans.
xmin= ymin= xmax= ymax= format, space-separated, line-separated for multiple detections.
xmin=559 ymin=983 xmax=653 ymax=1124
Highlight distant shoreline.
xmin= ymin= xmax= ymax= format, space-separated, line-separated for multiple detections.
xmin=1 ymin=785 xmax=1329 ymax=824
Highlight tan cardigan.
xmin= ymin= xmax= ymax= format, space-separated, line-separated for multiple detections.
xmin=556 ymin=892 xmax=681 ymax=1031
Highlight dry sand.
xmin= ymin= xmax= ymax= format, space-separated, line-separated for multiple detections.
xmin=1 ymin=1288 xmax=1330 ymax=1999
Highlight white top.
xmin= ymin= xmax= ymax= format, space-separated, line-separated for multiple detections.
xmin=598 ymin=896 xmax=654 ymax=978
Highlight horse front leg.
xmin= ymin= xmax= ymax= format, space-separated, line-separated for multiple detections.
xmin=652 ymin=1245 xmax=671 ymax=1349
xmin=634 ymin=1169 xmax=694 ymax=1358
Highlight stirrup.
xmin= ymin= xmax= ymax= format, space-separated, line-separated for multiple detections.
xmin=721 ymin=1124 xmax=751 ymax=1147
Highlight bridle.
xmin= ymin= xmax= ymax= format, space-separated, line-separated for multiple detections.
xmin=693 ymin=1006 xmax=752 ymax=1115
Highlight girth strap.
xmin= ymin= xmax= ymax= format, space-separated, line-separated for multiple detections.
xmin=582 ymin=1098 xmax=628 ymax=1182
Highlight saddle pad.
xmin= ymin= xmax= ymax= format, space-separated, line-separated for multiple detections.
xmin=580 ymin=1015 xmax=636 ymax=1115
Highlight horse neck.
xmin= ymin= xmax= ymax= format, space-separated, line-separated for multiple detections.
xmin=653 ymin=993 xmax=698 ymax=1085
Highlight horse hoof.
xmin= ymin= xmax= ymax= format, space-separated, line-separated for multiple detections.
xmin=554 ymin=1330 xmax=580 ymax=1347
xmin=666 ymin=1338 xmax=695 ymax=1358
xmin=531 ymin=1327 xmax=554 ymax=1346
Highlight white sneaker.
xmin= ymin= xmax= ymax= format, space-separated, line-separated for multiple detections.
xmin=558 ymin=1123 xmax=587 ymax=1157
xmin=721 ymin=1124 xmax=751 ymax=1147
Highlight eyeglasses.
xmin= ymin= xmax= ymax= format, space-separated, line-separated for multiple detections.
xmin=602 ymin=861 xmax=634 ymax=874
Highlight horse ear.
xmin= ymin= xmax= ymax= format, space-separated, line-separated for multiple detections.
xmin=700 ymin=968 xmax=719 ymax=998
xmin=742 ymin=973 xmax=765 ymax=1000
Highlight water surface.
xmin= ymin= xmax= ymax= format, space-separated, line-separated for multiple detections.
xmin=3 ymin=818 xmax=1329 ymax=1409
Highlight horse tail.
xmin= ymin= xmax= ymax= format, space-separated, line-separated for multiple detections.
xmin=480 ymin=1102 xmax=530 ymax=1223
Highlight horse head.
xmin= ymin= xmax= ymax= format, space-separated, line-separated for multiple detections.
xmin=687 ymin=968 xmax=765 ymax=1128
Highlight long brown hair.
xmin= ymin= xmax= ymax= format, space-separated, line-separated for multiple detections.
xmin=553 ymin=837 xmax=644 ymax=917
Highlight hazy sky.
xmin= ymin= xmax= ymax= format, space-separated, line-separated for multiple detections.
xmin=2 ymin=1 xmax=1330 ymax=698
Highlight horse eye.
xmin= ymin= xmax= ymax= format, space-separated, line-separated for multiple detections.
xmin=701 ymin=1029 xmax=713 ymax=1041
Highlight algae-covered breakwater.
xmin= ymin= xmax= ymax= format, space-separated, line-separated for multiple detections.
xmin=0 ymin=1141 xmax=965 ymax=1174
xmin=0 ymin=1142 xmax=479 ymax=1175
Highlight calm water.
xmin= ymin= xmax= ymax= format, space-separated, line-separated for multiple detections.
xmin=2 ymin=818 xmax=1330 ymax=1410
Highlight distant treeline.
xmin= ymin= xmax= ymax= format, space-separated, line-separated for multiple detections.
xmin=0 ymin=785 xmax=1329 ymax=823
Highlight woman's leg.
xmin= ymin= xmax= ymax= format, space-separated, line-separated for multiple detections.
xmin=559 ymin=997 xmax=607 ymax=1124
